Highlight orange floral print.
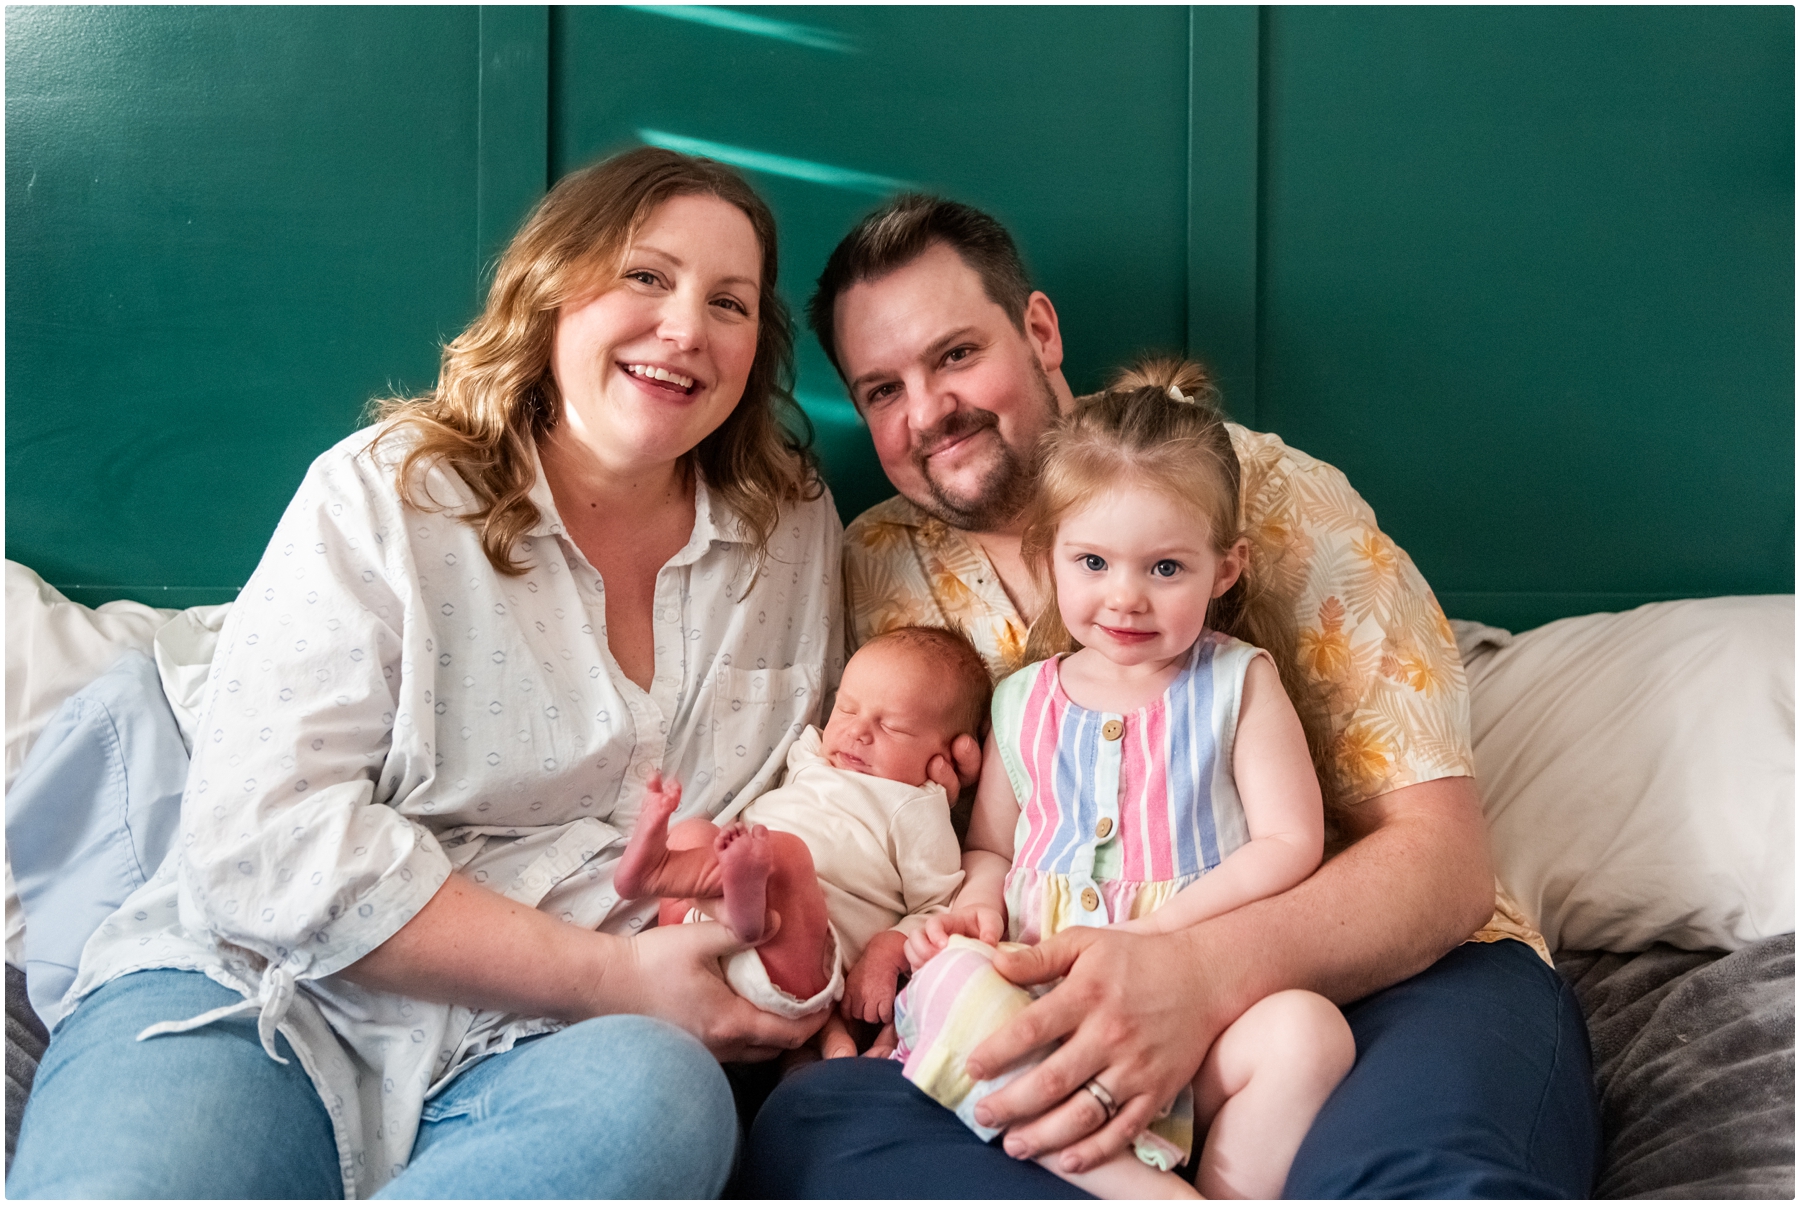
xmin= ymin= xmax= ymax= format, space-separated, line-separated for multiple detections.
xmin=1298 ymin=596 xmax=1355 ymax=686
xmin=1333 ymin=721 xmax=1394 ymax=798
xmin=840 ymin=424 xmax=1538 ymax=961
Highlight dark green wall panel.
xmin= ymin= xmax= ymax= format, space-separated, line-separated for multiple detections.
xmin=6 ymin=6 xmax=483 ymax=604
xmin=1257 ymin=6 xmax=1793 ymax=629
xmin=550 ymin=4 xmax=1191 ymax=522
xmin=5 ymin=5 xmax=1792 ymax=629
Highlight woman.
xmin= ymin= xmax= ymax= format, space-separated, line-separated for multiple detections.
xmin=10 ymin=148 xmax=839 ymax=1198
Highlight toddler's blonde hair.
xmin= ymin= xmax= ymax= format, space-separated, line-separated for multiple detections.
xmin=1021 ymin=356 xmax=1340 ymax=821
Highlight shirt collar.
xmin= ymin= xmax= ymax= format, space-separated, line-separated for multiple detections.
xmin=675 ymin=469 xmax=752 ymax=564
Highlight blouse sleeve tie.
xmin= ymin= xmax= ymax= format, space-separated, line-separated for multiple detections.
xmin=133 ymin=960 xmax=298 ymax=1065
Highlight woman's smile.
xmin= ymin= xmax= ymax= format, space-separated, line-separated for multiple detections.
xmin=550 ymin=192 xmax=761 ymax=476
xmin=621 ymin=361 xmax=700 ymax=396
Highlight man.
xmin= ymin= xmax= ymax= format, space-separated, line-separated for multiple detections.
xmin=743 ymin=197 xmax=1597 ymax=1197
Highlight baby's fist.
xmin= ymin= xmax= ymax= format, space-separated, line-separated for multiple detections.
xmin=843 ymin=929 xmax=909 ymax=1024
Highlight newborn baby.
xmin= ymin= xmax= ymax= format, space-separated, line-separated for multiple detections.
xmin=615 ymin=626 xmax=990 ymax=1030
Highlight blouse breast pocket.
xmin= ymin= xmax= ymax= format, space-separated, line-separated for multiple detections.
xmin=711 ymin=663 xmax=821 ymax=783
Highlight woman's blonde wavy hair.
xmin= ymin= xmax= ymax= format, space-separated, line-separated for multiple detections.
xmin=369 ymin=146 xmax=817 ymax=574
xmin=1021 ymin=356 xmax=1342 ymax=823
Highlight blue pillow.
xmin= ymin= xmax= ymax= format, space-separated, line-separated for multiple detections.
xmin=6 ymin=650 xmax=188 ymax=1027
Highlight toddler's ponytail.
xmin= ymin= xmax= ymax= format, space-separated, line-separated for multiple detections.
xmin=1106 ymin=356 xmax=1222 ymax=410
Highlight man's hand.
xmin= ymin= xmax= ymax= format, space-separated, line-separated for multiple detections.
xmin=924 ymin=732 xmax=982 ymax=800
xmin=963 ymin=926 xmax=1231 ymax=1174
xmin=959 ymin=777 xmax=1495 ymax=1174
xmin=905 ymin=905 xmax=1005 ymax=969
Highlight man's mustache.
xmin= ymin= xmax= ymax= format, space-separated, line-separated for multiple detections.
xmin=914 ymin=409 xmax=1000 ymax=462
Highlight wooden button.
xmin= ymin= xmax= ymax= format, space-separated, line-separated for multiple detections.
xmin=1101 ymin=719 xmax=1124 ymax=741
xmin=1080 ymin=886 xmax=1100 ymax=912
xmin=1095 ymin=817 xmax=1114 ymax=840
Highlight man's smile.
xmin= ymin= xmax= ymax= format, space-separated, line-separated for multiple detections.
xmin=916 ymin=410 xmax=1001 ymax=468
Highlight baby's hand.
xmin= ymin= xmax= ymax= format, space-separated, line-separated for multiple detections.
xmin=905 ymin=905 xmax=1005 ymax=969
xmin=843 ymin=930 xmax=909 ymax=1024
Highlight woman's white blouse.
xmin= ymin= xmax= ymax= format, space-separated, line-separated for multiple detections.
xmin=67 ymin=426 xmax=845 ymax=1197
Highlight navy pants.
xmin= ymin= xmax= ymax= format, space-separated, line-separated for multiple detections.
xmin=741 ymin=939 xmax=1599 ymax=1199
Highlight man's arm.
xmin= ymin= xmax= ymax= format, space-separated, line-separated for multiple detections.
xmin=964 ymin=775 xmax=1494 ymax=1174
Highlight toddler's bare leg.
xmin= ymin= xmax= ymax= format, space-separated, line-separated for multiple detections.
xmin=1192 ymin=989 xmax=1355 ymax=1199
xmin=1037 ymin=1150 xmax=1201 ymax=1199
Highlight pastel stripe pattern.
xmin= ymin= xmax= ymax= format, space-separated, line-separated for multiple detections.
xmin=994 ymin=632 xmax=1261 ymax=941
xmin=902 ymin=633 xmax=1264 ymax=1171
xmin=891 ymin=937 xmax=1036 ymax=1141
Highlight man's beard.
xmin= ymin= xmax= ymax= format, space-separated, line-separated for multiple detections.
xmin=907 ymin=361 xmax=1058 ymax=533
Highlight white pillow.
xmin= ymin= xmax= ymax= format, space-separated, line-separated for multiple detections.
xmin=1460 ymin=596 xmax=1794 ymax=954
xmin=5 ymin=561 xmax=181 ymax=967
xmin=5 ymin=562 xmax=179 ymax=792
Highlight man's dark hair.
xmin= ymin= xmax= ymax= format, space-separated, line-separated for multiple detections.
xmin=808 ymin=194 xmax=1034 ymax=380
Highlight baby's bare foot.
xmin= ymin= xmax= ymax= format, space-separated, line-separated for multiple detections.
xmin=615 ymin=776 xmax=682 ymax=899
xmin=716 ymin=823 xmax=774 ymax=944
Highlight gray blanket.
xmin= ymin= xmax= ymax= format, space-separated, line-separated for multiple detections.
xmin=1558 ymin=935 xmax=1794 ymax=1198
xmin=5 ymin=964 xmax=48 ymax=1171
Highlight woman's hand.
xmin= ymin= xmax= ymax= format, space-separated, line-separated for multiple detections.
xmin=963 ymin=926 xmax=1234 ymax=1175
xmin=612 ymin=915 xmax=827 ymax=1062
xmin=905 ymin=905 xmax=1005 ymax=969
xmin=346 ymin=874 xmax=821 ymax=1061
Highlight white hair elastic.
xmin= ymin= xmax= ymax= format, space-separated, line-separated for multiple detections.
xmin=1167 ymin=384 xmax=1191 ymax=404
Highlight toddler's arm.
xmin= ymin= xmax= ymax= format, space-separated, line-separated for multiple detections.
xmin=905 ymin=732 xmax=1017 ymax=967
xmin=1116 ymin=655 xmax=1324 ymax=937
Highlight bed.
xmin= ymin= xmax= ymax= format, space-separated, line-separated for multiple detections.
xmin=5 ymin=562 xmax=1792 ymax=1196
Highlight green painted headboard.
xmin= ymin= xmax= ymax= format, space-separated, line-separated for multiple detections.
xmin=8 ymin=6 xmax=1793 ymax=631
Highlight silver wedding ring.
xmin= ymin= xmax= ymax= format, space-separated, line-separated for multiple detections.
xmin=1082 ymin=1078 xmax=1119 ymax=1120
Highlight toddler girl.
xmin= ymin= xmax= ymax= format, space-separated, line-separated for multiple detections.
xmin=896 ymin=359 xmax=1354 ymax=1199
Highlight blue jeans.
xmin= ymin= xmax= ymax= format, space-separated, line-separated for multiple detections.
xmin=9 ymin=969 xmax=737 ymax=1199
xmin=740 ymin=939 xmax=1599 ymax=1199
